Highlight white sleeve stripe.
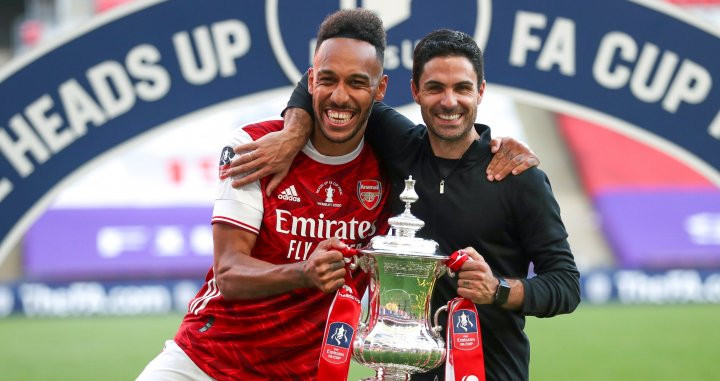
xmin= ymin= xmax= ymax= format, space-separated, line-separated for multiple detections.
xmin=189 ymin=278 xmax=216 ymax=314
xmin=211 ymin=216 xmax=260 ymax=235
xmin=191 ymin=279 xmax=220 ymax=315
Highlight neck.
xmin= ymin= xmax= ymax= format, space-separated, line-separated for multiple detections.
xmin=428 ymin=127 xmax=480 ymax=159
xmin=310 ymin=129 xmax=364 ymax=156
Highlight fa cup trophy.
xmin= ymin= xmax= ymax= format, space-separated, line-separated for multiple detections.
xmin=352 ymin=176 xmax=450 ymax=380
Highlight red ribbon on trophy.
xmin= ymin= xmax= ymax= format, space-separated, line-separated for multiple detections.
xmin=317 ymin=247 xmax=362 ymax=381
xmin=444 ymin=251 xmax=486 ymax=381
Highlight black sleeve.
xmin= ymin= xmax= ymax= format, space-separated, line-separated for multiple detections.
xmin=283 ymin=70 xmax=420 ymax=162
xmin=283 ymin=71 xmax=313 ymax=117
xmin=365 ymin=102 xmax=418 ymax=162
xmin=506 ymin=169 xmax=581 ymax=318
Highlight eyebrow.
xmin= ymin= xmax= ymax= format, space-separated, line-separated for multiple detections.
xmin=315 ymin=69 xmax=337 ymax=77
xmin=347 ymin=73 xmax=371 ymax=82
xmin=315 ymin=70 xmax=373 ymax=84
xmin=423 ymin=80 xmax=475 ymax=88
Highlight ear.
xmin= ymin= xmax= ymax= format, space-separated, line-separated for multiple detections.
xmin=410 ymin=78 xmax=420 ymax=105
xmin=477 ymin=80 xmax=486 ymax=105
xmin=374 ymin=74 xmax=389 ymax=101
xmin=308 ymin=67 xmax=315 ymax=95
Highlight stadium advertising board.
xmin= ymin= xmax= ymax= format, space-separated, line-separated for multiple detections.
xmin=24 ymin=207 xmax=213 ymax=280
xmin=0 ymin=279 xmax=202 ymax=318
xmin=0 ymin=0 xmax=719 ymax=263
xmin=2 ymin=268 xmax=720 ymax=318
xmin=596 ymin=190 xmax=720 ymax=268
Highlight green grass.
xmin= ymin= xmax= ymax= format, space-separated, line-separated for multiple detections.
xmin=0 ymin=305 xmax=718 ymax=380
xmin=526 ymin=304 xmax=720 ymax=380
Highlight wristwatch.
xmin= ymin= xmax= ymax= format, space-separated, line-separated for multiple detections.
xmin=493 ymin=276 xmax=510 ymax=306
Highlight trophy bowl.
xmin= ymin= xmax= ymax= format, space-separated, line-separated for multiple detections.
xmin=352 ymin=176 xmax=449 ymax=381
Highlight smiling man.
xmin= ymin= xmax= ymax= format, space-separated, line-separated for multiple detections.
xmin=136 ymin=9 xmax=391 ymax=380
xmin=370 ymin=29 xmax=581 ymax=381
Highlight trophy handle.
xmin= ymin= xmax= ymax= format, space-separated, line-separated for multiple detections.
xmin=432 ymin=305 xmax=448 ymax=335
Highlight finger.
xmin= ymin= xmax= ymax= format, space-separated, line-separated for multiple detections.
xmin=458 ymin=267 xmax=492 ymax=280
xmin=323 ymin=237 xmax=348 ymax=250
xmin=229 ymin=150 xmax=261 ymax=171
xmin=329 ymin=267 xmax=347 ymax=279
xmin=329 ymin=260 xmax=346 ymax=272
xmin=487 ymin=146 xmax=513 ymax=181
xmin=458 ymin=279 xmax=475 ymax=289
xmin=456 ymin=287 xmax=485 ymax=305
xmin=511 ymin=155 xmax=540 ymax=175
xmin=457 ymin=268 xmax=485 ymax=280
xmin=316 ymin=247 xmax=344 ymax=263
xmin=489 ymin=137 xmax=502 ymax=153
xmin=492 ymin=153 xmax=525 ymax=181
xmin=230 ymin=166 xmax=270 ymax=188
xmin=233 ymin=142 xmax=258 ymax=155
xmin=510 ymin=161 xmax=533 ymax=176
xmin=486 ymin=146 xmax=504 ymax=174
xmin=229 ymin=151 xmax=254 ymax=169
xmin=461 ymin=247 xmax=482 ymax=261
xmin=498 ymin=153 xmax=540 ymax=179
xmin=328 ymin=278 xmax=346 ymax=293
xmin=456 ymin=287 xmax=473 ymax=300
xmin=319 ymin=263 xmax=345 ymax=279
xmin=265 ymin=168 xmax=290 ymax=196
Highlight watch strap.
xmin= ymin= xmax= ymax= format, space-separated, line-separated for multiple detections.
xmin=493 ymin=276 xmax=510 ymax=306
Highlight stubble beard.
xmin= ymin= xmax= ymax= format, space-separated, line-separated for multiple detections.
xmin=425 ymin=109 xmax=477 ymax=144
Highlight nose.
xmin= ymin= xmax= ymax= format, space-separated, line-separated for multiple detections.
xmin=330 ymin=82 xmax=350 ymax=106
xmin=440 ymin=89 xmax=458 ymax=109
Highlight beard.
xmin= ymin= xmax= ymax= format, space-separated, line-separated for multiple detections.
xmin=423 ymin=107 xmax=477 ymax=142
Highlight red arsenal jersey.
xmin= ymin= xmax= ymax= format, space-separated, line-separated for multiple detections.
xmin=174 ymin=119 xmax=390 ymax=380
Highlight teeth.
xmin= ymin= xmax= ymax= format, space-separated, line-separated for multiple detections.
xmin=438 ymin=113 xmax=461 ymax=121
xmin=327 ymin=110 xmax=352 ymax=122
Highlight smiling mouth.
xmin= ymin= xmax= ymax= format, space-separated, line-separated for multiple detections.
xmin=437 ymin=113 xmax=461 ymax=121
xmin=325 ymin=109 xmax=355 ymax=126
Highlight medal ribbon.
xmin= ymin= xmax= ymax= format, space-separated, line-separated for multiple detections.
xmin=444 ymin=251 xmax=486 ymax=381
xmin=316 ymin=247 xmax=362 ymax=381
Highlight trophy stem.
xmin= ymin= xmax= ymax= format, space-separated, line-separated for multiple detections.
xmin=361 ymin=368 xmax=410 ymax=381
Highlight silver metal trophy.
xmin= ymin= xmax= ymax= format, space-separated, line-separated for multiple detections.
xmin=352 ymin=176 xmax=450 ymax=381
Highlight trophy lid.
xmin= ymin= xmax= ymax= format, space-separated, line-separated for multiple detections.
xmin=360 ymin=176 xmax=445 ymax=259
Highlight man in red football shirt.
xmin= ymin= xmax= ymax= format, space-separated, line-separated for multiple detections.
xmin=137 ymin=9 xmax=390 ymax=380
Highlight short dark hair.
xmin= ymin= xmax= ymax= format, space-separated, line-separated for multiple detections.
xmin=412 ymin=29 xmax=484 ymax=87
xmin=315 ymin=9 xmax=386 ymax=64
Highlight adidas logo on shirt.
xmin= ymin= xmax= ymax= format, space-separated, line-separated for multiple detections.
xmin=278 ymin=185 xmax=301 ymax=202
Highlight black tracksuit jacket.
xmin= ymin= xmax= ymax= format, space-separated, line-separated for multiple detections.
xmin=288 ymin=87 xmax=581 ymax=380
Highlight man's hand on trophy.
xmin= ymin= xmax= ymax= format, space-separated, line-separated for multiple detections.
xmin=455 ymin=247 xmax=500 ymax=305
xmin=302 ymin=238 xmax=348 ymax=293
xmin=486 ymin=137 xmax=539 ymax=182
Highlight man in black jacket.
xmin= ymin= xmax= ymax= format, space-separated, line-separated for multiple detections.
xmin=230 ymin=29 xmax=580 ymax=381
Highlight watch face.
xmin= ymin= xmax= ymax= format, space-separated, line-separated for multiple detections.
xmin=494 ymin=277 xmax=510 ymax=306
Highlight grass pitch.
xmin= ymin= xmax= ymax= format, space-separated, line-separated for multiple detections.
xmin=0 ymin=304 xmax=718 ymax=380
